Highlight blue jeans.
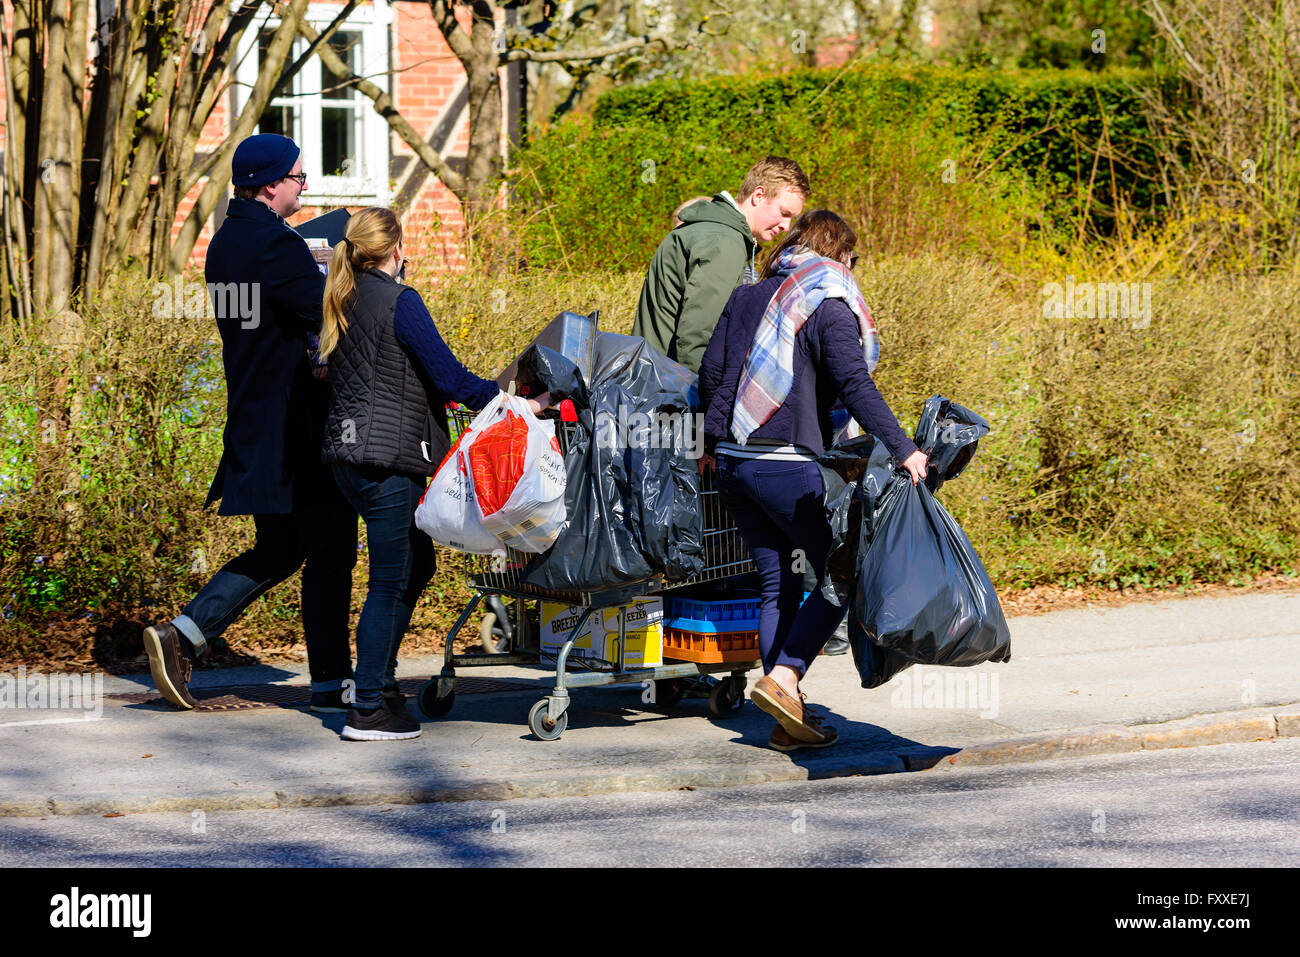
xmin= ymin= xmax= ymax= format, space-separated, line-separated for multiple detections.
xmin=331 ymin=464 xmax=437 ymax=708
xmin=177 ymin=504 xmax=357 ymax=690
xmin=716 ymin=455 xmax=845 ymax=677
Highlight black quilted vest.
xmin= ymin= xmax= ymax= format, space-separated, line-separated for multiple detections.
xmin=321 ymin=269 xmax=450 ymax=477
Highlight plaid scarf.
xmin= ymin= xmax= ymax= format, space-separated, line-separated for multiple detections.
xmin=731 ymin=245 xmax=880 ymax=444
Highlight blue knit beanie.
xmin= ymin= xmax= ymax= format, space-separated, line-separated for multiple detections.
xmin=232 ymin=134 xmax=300 ymax=188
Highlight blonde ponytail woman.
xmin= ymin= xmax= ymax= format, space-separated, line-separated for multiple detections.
xmin=319 ymin=207 xmax=542 ymax=741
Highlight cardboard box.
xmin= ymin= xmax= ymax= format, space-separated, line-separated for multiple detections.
xmin=303 ymin=237 xmax=332 ymax=274
xmin=540 ymin=598 xmax=663 ymax=668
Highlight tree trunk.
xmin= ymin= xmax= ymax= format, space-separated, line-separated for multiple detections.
xmin=30 ymin=0 xmax=68 ymax=314
xmin=168 ymin=0 xmax=308 ymax=274
xmin=463 ymin=1 xmax=503 ymax=216
xmin=82 ymin=0 xmax=145 ymax=291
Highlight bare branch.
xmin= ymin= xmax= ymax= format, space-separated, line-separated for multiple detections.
xmin=500 ymin=33 xmax=674 ymax=64
xmin=428 ymin=0 xmax=475 ymax=64
xmin=169 ymin=0 xmax=312 ymax=273
xmin=298 ymin=17 xmax=468 ymax=199
xmin=1146 ymin=0 xmax=1209 ymax=79
xmin=271 ymin=0 xmax=359 ymax=101
xmin=110 ymin=0 xmax=199 ymax=271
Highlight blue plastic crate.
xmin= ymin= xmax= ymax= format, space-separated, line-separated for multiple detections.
xmin=666 ymin=613 xmax=759 ymax=635
xmin=664 ymin=592 xmax=809 ymax=634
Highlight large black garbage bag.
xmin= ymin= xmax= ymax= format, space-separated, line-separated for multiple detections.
xmin=522 ymin=332 xmax=704 ymax=591
xmin=817 ymin=433 xmax=899 ymax=606
xmin=515 ymin=344 xmax=590 ymax=410
xmin=821 ymin=395 xmax=1007 ymax=688
xmin=849 ymin=472 xmax=1011 ymax=688
xmin=913 ymin=395 xmax=990 ymax=493
xmin=816 ymin=465 xmax=854 ymax=605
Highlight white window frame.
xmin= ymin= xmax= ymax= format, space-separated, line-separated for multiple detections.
xmin=234 ymin=1 xmax=393 ymax=205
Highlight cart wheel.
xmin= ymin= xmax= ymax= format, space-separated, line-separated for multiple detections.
xmin=708 ymin=676 xmax=746 ymax=718
xmin=478 ymin=609 xmax=510 ymax=654
xmin=653 ymin=678 xmax=686 ymax=710
xmin=418 ymin=680 xmax=455 ymax=719
xmin=528 ymin=698 xmax=568 ymax=741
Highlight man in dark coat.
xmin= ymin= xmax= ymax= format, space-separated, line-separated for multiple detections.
xmin=144 ymin=134 xmax=357 ymax=711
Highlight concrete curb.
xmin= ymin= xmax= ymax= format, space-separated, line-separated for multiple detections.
xmin=5 ymin=704 xmax=1297 ymax=818
xmin=927 ymin=705 xmax=1297 ymax=770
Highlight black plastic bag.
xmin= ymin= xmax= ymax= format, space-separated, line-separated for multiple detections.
xmin=817 ymin=430 xmax=903 ymax=607
xmin=815 ymin=465 xmax=854 ymax=605
xmin=497 ymin=310 xmax=598 ymax=392
xmin=849 ymin=472 xmax=1011 ymax=688
xmin=818 ymin=395 xmax=1008 ymax=688
xmin=522 ymin=332 xmax=704 ymax=591
xmin=912 ymin=395 xmax=990 ymax=494
xmin=515 ymin=343 xmax=590 ymax=410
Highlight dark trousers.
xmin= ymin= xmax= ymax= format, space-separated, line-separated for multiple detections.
xmin=716 ymin=455 xmax=846 ymax=677
xmin=330 ymin=464 xmax=437 ymax=708
xmin=179 ymin=503 xmax=358 ymax=688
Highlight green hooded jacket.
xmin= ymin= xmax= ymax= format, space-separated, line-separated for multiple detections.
xmin=631 ymin=194 xmax=757 ymax=373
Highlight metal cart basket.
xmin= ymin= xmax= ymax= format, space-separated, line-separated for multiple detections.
xmin=417 ymin=408 xmax=759 ymax=740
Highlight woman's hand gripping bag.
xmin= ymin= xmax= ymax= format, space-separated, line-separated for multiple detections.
xmin=414 ymin=398 xmax=504 ymax=555
xmin=466 ymin=394 xmax=567 ymax=553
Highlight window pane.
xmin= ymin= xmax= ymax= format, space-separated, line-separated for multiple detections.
xmin=260 ymin=105 xmax=296 ymax=139
xmin=324 ymin=31 xmax=360 ymax=101
xmin=321 ymin=106 xmax=358 ymax=176
xmin=258 ymin=28 xmax=289 ymax=95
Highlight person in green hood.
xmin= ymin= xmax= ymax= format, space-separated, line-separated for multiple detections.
xmin=633 ymin=156 xmax=810 ymax=373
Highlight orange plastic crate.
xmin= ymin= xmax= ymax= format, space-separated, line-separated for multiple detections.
xmin=663 ymin=626 xmax=759 ymax=663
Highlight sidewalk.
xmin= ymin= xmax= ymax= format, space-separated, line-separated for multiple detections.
xmin=1 ymin=590 xmax=1297 ymax=817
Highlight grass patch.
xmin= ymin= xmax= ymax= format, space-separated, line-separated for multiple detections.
xmin=3 ymin=256 xmax=1296 ymax=664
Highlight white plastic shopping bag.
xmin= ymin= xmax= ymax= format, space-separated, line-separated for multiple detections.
xmin=414 ymin=397 xmax=505 ymax=554
xmin=465 ymin=393 xmax=567 ymax=553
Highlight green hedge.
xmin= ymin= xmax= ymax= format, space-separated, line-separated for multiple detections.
xmin=513 ymin=65 xmax=1170 ymax=271
xmin=592 ymin=65 xmax=1164 ymax=194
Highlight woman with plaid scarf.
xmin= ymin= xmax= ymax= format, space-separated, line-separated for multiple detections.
xmin=699 ymin=210 xmax=929 ymax=751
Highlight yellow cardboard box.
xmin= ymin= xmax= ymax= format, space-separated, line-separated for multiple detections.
xmin=540 ymin=598 xmax=663 ymax=668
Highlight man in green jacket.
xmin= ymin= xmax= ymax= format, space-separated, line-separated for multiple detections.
xmin=633 ymin=156 xmax=810 ymax=373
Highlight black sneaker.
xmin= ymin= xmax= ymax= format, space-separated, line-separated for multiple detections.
xmin=309 ymin=686 xmax=352 ymax=713
xmin=383 ymin=687 xmax=411 ymax=717
xmin=143 ymin=622 xmax=199 ymax=710
xmin=341 ymin=705 xmax=421 ymax=741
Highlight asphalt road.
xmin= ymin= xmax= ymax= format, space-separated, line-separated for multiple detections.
xmin=3 ymin=737 xmax=1298 ymax=867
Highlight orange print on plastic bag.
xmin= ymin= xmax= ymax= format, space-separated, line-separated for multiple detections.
xmin=467 ymin=410 xmax=529 ymax=517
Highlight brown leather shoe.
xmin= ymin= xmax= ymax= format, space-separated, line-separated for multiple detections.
xmin=792 ymin=696 xmax=837 ymax=746
xmin=751 ymin=675 xmax=817 ymax=741
xmin=769 ymin=721 xmax=838 ymax=752
xmin=143 ymin=622 xmax=198 ymax=710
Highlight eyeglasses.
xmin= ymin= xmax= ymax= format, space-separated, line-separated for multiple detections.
xmin=848 ymin=252 xmax=859 ymax=270
xmin=283 ymin=172 xmax=308 ymax=187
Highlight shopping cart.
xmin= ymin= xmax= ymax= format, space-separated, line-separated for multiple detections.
xmin=417 ymin=408 xmax=760 ymax=740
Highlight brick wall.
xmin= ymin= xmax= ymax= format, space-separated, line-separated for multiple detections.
xmin=0 ymin=1 xmax=508 ymax=276
xmin=192 ymin=1 xmax=508 ymax=275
